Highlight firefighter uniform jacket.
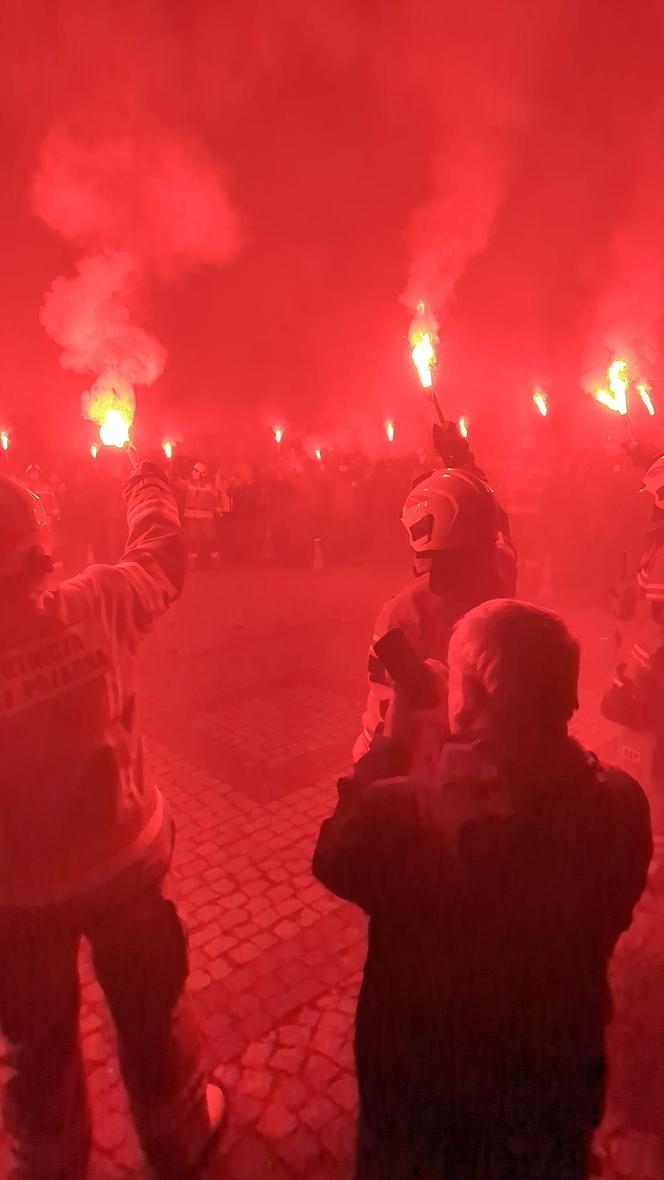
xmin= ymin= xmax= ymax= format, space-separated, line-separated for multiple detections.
xmin=184 ymin=482 xmax=218 ymax=520
xmin=603 ymin=534 xmax=664 ymax=736
xmin=0 ymin=463 xmax=186 ymax=907
xmin=353 ymin=534 xmax=517 ymax=763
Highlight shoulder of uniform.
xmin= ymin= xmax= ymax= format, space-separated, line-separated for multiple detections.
xmin=594 ymin=760 xmax=650 ymax=814
xmin=374 ymin=579 xmax=421 ymax=628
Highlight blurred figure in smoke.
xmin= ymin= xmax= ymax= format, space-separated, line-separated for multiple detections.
xmin=602 ymin=449 xmax=664 ymax=842
xmin=315 ymin=600 xmax=652 ymax=1180
xmin=0 ymin=461 xmax=223 ymax=1178
xmin=184 ymin=461 xmax=220 ymax=568
xmin=353 ymin=422 xmax=516 ymax=763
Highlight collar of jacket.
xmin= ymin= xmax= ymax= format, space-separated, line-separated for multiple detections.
xmin=419 ymin=730 xmax=599 ymax=852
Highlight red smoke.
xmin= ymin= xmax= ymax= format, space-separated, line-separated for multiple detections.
xmin=3 ymin=0 xmax=664 ymax=446
xmin=32 ymin=91 xmax=239 ymax=410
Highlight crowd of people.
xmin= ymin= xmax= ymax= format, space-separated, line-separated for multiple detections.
xmin=1 ymin=417 xmax=663 ymax=1178
xmin=1 ymin=420 xmax=648 ymax=603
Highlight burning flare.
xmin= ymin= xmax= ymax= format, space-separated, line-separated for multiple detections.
xmin=90 ymin=444 xmax=98 ymax=459
xmin=458 ymin=416 xmax=469 ymax=439
xmin=82 ymin=372 xmax=136 ymax=448
xmin=0 ymin=430 xmax=8 ymax=451
xmin=532 ymin=390 xmax=548 ymax=417
xmin=314 ymin=447 xmax=322 ymax=461
xmin=637 ymin=383 xmax=656 ymax=416
xmin=163 ymin=440 xmax=174 ymax=460
xmin=594 ymin=359 xmax=629 ymax=416
xmin=409 ymin=302 xmax=438 ymax=389
xmin=385 ymin=420 xmax=395 ymax=443
xmin=274 ymin=427 xmax=283 ymax=445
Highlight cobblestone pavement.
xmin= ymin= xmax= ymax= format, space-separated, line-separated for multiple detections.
xmin=2 ymin=564 xmax=664 ymax=1178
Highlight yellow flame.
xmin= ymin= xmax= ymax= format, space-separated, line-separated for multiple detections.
xmin=99 ymin=408 xmax=131 ymax=448
xmin=594 ymin=359 xmax=629 ymax=415
xmin=637 ymin=383 xmax=655 ymax=416
xmin=411 ymin=334 xmax=435 ymax=388
xmin=408 ymin=302 xmax=438 ymax=389
xmin=90 ymin=444 xmax=98 ymax=459
xmin=532 ymin=390 xmax=548 ymax=417
xmin=385 ymin=420 xmax=395 ymax=443
xmin=163 ymin=440 xmax=174 ymax=460
xmin=83 ymin=373 xmax=135 ymax=447
xmin=458 ymin=416 xmax=469 ymax=438
xmin=0 ymin=430 xmax=8 ymax=451
xmin=314 ymin=447 xmax=322 ymax=461
xmin=274 ymin=427 xmax=283 ymax=444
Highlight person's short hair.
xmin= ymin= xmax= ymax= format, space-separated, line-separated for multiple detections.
xmin=448 ymin=599 xmax=580 ymax=731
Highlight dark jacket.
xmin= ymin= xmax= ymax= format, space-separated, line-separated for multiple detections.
xmin=314 ymin=733 xmax=651 ymax=1171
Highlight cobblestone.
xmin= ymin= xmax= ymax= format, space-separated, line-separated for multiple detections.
xmin=0 ymin=569 xmax=661 ymax=1177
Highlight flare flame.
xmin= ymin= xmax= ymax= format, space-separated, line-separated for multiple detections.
xmin=594 ymin=359 xmax=629 ymax=416
xmin=532 ymin=390 xmax=549 ymax=417
xmin=637 ymin=383 xmax=656 ymax=416
xmin=82 ymin=372 xmax=136 ymax=448
xmin=409 ymin=302 xmax=438 ymax=389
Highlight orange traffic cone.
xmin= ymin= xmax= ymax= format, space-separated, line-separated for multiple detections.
xmin=312 ymin=537 xmax=325 ymax=573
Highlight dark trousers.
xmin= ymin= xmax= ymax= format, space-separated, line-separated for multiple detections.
xmin=354 ymin=1055 xmax=604 ymax=1180
xmin=355 ymin=1119 xmax=596 ymax=1180
xmin=0 ymin=882 xmax=208 ymax=1179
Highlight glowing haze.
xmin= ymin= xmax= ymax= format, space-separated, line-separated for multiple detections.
xmin=3 ymin=1 xmax=664 ymax=445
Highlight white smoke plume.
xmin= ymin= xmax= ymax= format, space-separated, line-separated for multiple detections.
xmin=32 ymin=128 xmax=239 ymax=403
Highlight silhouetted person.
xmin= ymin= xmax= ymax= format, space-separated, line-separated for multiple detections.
xmin=0 ymin=461 xmax=223 ymax=1179
xmin=353 ymin=445 xmax=516 ymax=762
xmin=315 ymin=599 xmax=652 ymax=1180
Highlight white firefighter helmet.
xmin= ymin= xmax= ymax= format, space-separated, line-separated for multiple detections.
xmin=0 ymin=475 xmax=52 ymax=581
xmin=402 ymin=468 xmax=498 ymax=555
xmin=643 ymin=454 xmax=664 ymax=503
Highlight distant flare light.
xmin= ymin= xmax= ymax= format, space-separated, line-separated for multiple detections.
xmin=637 ymin=383 xmax=656 ymax=416
xmin=314 ymin=447 xmax=322 ymax=461
xmin=409 ymin=301 xmax=438 ymax=390
xmin=0 ymin=430 xmax=8 ymax=451
xmin=90 ymin=444 xmax=98 ymax=459
xmin=385 ymin=420 xmax=395 ymax=443
xmin=163 ymin=440 xmax=174 ymax=460
xmin=532 ymin=390 xmax=549 ymax=417
xmin=274 ymin=427 xmax=283 ymax=445
xmin=594 ymin=359 xmax=629 ymax=416
xmin=458 ymin=416 xmax=469 ymax=439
